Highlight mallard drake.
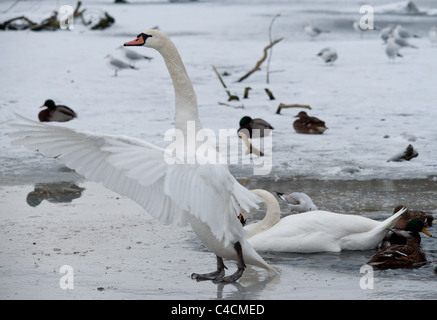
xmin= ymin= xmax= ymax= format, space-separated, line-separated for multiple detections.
xmin=293 ymin=111 xmax=327 ymax=134
xmin=238 ymin=116 xmax=274 ymax=138
xmin=384 ymin=215 xmax=433 ymax=247
xmin=367 ymin=218 xmax=432 ymax=269
xmin=38 ymin=99 xmax=77 ymax=122
xmin=392 ymin=205 xmax=434 ymax=230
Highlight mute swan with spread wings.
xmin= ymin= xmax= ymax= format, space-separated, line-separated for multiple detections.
xmin=9 ymin=30 xmax=277 ymax=282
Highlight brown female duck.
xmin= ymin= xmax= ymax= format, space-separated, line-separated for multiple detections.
xmin=392 ymin=205 xmax=434 ymax=230
xmin=368 ymin=218 xmax=432 ymax=269
xmin=293 ymin=111 xmax=327 ymax=134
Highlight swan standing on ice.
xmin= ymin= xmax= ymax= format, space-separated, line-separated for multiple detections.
xmin=244 ymin=190 xmax=407 ymax=253
xmin=10 ymin=30 xmax=277 ymax=282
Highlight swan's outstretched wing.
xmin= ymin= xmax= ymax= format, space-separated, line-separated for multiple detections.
xmin=9 ymin=114 xmax=260 ymax=245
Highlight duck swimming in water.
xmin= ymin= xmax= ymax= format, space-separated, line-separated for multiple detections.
xmin=368 ymin=218 xmax=432 ymax=269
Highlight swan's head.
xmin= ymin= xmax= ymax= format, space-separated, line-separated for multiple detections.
xmin=124 ymin=29 xmax=169 ymax=51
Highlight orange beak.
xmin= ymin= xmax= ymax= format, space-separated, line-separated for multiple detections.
xmin=124 ymin=37 xmax=145 ymax=47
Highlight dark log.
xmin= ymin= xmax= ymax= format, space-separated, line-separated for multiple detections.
xmin=275 ymin=103 xmax=312 ymax=114
xmin=0 ymin=16 xmax=37 ymax=30
xmin=90 ymin=12 xmax=115 ymax=30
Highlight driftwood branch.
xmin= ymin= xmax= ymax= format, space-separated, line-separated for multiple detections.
xmin=239 ymin=132 xmax=264 ymax=157
xmin=73 ymin=1 xmax=89 ymax=25
xmin=237 ymin=37 xmax=283 ymax=83
xmin=218 ymin=102 xmax=245 ymax=109
xmin=275 ymin=103 xmax=312 ymax=114
xmin=31 ymin=11 xmax=59 ymax=31
xmin=387 ymin=144 xmax=419 ymax=162
xmin=0 ymin=15 xmax=37 ymax=30
xmin=213 ymin=65 xmax=239 ymax=101
xmin=267 ymin=13 xmax=281 ymax=84
xmin=90 ymin=12 xmax=115 ymax=30
xmin=264 ymin=88 xmax=275 ymax=100
xmin=212 ymin=65 xmax=228 ymax=88
xmin=0 ymin=1 xmax=114 ymax=31
xmin=243 ymin=87 xmax=252 ymax=99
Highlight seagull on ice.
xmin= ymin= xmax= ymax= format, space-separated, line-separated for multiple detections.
xmin=118 ymin=46 xmax=153 ymax=66
xmin=105 ymin=54 xmax=138 ymax=76
xmin=393 ymin=25 xmax=420 ymax=39
xmin=380 ymin=25 xmax=394 ymax=43
xmin=385 ymin=39 xmax=402 ymax=62
xmin=304 ymin=24 xmax=329 ymax=40
xmin=393 ymin=37 xmax=418 ymax=49
xmin=275 ymin=192 xmax=318 ymax=213
xmin=317 ymin=47 xmax=337 ymax=65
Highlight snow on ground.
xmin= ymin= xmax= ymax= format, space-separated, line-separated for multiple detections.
xmin=1 ymin=0 xmax=437 ymax=181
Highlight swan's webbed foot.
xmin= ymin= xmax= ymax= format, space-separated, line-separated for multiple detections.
xmin=213 ymin=267 xmax=245 ymax=283
xmin=214 ymin=242 xmax=246 ymax=283
xmin=191 ymin=256 xmax=227 ymax=281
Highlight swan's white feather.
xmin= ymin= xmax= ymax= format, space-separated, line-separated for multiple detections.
xmin=9 ymin=115 xmax=260 ymax=246
xmin=8 ymin=29 xmax=277 ymax=275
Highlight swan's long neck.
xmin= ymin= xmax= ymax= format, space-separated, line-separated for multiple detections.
xmin=158 ymin=41 xmax=202 ymax=136
xmin=245 ymin=189 xmax=281 ymax=239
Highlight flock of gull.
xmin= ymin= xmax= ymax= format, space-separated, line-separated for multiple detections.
xmin=10 ymin=26 xmax=436 ymax=283
xmin=305 ymin=22 xmax=437 ymax=64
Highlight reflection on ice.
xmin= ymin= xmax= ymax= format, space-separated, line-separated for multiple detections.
xmin=26 ymin=182 xmax=85 ymax=207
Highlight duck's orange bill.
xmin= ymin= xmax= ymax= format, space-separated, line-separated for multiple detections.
xmin=124 ymin=37 xmax=144 ymax=46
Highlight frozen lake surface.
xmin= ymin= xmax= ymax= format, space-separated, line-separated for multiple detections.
xmin=1 ymin=0 xmax=437 ymax=299
xmin=1 ymin=179 xmax=436 ymax=299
